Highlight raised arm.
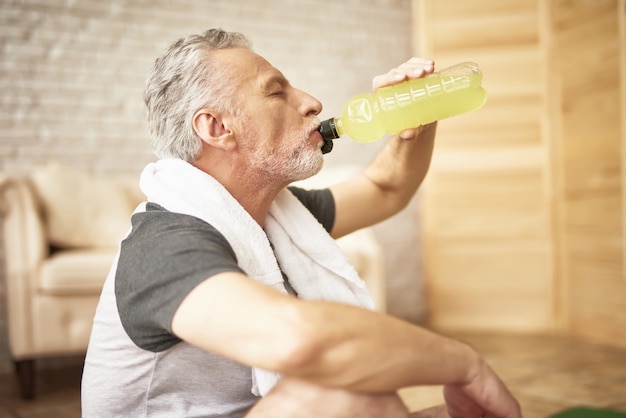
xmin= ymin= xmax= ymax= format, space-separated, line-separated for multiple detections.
xmin=330 ymin=58 xmax=438 ymax=239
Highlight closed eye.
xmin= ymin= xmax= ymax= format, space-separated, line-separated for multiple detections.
xmin=261 ymin=72 xmax=290 ymax=97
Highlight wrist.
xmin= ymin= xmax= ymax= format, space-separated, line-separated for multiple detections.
xmin=461 ymin=343 xmax=485 ymax=386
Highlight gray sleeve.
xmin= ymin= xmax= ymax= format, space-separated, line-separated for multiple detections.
xmin=115 ymin=204 xmax=244 ymax=352
xmin=287 ymin=186 xmax=335 ymax=233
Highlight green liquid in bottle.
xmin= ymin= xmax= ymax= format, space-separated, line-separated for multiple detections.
xmin=319 ymin=62 xmax=487 ymax=145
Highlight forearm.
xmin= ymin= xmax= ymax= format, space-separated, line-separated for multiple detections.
xmin=364 ymin=122 xmax=437 ymax=212
xmin=330 ymin=122 xmax=437 ymax=238
xmin=285 ymin=298 xmax=479 ymax=393
xmin=173 ymin=272 xmax=473 ymax=390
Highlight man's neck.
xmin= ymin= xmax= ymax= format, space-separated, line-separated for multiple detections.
xmin=192 ymin=159 xmax=288 ymax=227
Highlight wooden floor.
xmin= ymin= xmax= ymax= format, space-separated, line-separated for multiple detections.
xmin=1 ymin=331 xmax=625 ymax=418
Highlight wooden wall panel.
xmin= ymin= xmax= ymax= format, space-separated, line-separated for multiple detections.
xmin=415 ymin=0 xmax=626 ymax=346
xmin=551 ymin=0 xmax=626 ymax=347
xmin=415 ymin=0 xmax=554 ymax=331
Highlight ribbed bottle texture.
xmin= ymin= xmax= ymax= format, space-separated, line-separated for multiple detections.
xmin=319 ymin=62 xmax=487 ymax=145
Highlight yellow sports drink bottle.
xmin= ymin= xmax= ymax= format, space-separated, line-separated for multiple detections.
xmin=319 ymin=62 xmax=487 ymax=153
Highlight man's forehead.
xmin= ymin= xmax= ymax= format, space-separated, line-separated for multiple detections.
xmin=212 ymin=47 xmax=282 ymax=79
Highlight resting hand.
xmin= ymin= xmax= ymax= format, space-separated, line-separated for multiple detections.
xmin=443 ymin=359 xmax=522 ymax=418
xmin=371 ymin=57 xmax=436 ymax=140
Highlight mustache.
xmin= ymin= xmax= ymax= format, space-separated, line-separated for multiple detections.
xmin=305 ymin=117 xmax=321 ymax=138
xmin=304 ymin=117 xmax=333 ymax=153
xmin=305 ymin=117 xmax=333 ymax=154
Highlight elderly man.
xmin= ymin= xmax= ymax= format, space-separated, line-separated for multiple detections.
xmin=82 ymin=28 xmax=521 ymax=418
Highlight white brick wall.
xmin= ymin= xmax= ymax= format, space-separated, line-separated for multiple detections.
xmin=0 ymin=0 xmax=424 ymax=374
xmin=1 ymin=0 xmax=414 ymax=174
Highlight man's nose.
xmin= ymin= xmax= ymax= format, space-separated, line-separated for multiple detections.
xmin=297 ymin=89 xmax=323 ymax=117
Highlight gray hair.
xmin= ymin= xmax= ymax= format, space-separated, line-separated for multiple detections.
xmin=144 ymin=28 xmax=252 ymax=161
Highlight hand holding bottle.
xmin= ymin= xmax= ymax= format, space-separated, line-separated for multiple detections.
xmin=319 ymin=58 xmax=487 ymax=151
xmin=370 ymin=57 xmax=437 ymax=140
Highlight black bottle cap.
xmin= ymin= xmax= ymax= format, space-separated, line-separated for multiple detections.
xmin=319 ymin=118 xmax=338 ymax=154
xmin=319 ymin=118 xmax=339 ymax=141
xmin=320 ymin=138 xmax=333 ymax=154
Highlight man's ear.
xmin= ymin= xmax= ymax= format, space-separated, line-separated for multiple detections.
xmin=193 ymin=109 xmax=236 ymax=151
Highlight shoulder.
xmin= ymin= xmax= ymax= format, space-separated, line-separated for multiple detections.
xmin=126 ymin=202 xmax=235 ymax=255
xmin=115 ymin=203 xmax=243 ymax=352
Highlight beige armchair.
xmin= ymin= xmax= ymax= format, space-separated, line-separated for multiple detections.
xmin=0 ymin=163 xmax=386 ymax=399
xmin=0 ymin=163 xmax=140 ymax=399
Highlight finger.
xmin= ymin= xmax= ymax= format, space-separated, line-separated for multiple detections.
xmin=371 ymin=70 xmax=407 ymax=91
xmin=372 ymin=57 xmax=435 ymax=90
xmin=392 ymin=57 xmax=434 ymax=70
xmin=397 ymin=59 xmax=435 ymax=79
xmin=399 ymin=128 xmax=419 ymax=140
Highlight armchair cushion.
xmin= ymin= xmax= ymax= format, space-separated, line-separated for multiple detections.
xmin=31 ymin=162 xmax=143 ymax=249
xmin=39 ymin=249 xmax=118 ymax=296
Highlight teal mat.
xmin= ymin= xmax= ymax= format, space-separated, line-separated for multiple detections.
xmin=549 ymin=407 xmax=626 ymax=418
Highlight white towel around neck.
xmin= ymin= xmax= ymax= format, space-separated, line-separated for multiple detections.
xmin=139 ymin=158 xmax=374 ymax=396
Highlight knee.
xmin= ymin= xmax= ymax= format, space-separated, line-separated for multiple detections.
xmin=247 ymin=378 xmax=410 ymax=418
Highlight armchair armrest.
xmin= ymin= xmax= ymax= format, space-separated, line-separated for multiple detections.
xmin=0 ymin=175 xmax=48 ymax=358
xmin=336 ymin=228 xmax=386 ymax=312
